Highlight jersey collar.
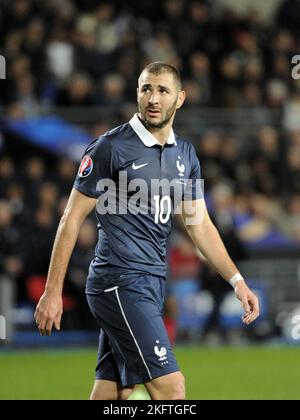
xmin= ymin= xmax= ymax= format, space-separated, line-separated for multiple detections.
xmin=129 ymin=114 xmax=176 ymax=147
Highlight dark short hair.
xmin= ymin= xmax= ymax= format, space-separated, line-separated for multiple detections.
xmin=139 ymin=61 xmax=182 ymax=91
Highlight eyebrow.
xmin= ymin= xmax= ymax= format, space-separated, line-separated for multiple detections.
xmin=141 ymin=84 xmax=171 ymax=92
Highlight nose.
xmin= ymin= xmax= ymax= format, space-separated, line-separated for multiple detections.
xmin=148 ymin=91 xmax=159 ymax=105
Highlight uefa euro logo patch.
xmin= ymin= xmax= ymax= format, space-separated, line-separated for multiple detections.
xmin=78 ymin=155 xmax=93 ymax=178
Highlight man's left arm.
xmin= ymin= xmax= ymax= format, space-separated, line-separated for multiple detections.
xmin=181 ymin=199 xmax=260 ymax=325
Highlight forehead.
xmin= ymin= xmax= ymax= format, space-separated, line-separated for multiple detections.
xmin=138 ymin=71 xmax=177 ymax=89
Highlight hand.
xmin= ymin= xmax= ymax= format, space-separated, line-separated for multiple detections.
xmin=235 ymin=280 xmax=260 ymax=325
xmin=34 ymin=291 xmax=63 ymax=336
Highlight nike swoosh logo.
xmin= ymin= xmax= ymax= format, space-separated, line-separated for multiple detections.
xmin=132 ymin=163 xmax=149 ymax=170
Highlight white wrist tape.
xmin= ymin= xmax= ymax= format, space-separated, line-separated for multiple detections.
xmin=229 ymin=273 xmax=243 ymax=288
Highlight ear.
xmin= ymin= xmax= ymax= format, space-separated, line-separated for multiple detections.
xmin=176 ymin=90 xmax=186 ymax=109
xmin=136 ymin=87 xmax=139 ymax=103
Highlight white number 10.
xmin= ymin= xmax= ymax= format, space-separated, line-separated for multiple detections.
xmin=154 ymin=195 xmax=172 ymax=224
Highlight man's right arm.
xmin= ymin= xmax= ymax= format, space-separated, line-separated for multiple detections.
xmin=34 ymin=188 xmax=97 ymax=336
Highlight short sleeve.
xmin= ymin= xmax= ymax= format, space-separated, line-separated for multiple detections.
xmin=73 ymin=137 xmax=114 ymax=198
xmin=182 ymin=144 xmax=203 ymax=201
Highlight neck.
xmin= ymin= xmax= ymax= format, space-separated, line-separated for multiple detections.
xmin=148 ymin=126 xmax=171 ymax=145
xmin=138 ymin=114 xmax=174 ymax=145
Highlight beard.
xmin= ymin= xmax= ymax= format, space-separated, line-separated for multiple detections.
xmin=138 ymin=99 xmax=178 ymax=129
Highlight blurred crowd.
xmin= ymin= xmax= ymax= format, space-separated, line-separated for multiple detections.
xmin=0 ymin=0 xmax=300 ymax=108
xmin=1 ymin=0 xmax=300 ymax=331
xmin=0 ymin=0 xmax=300 ymax=111
xmin=0 ymin=0 xmax=300 ymax=187
xmin=0 ymin=155 xmax=98 ymax=327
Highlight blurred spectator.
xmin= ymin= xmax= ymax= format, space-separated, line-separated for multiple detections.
xmin=15 ymin=74 xmax=39 ymax=117
xmin=58 ymin=195 xmax=69 ymax=219
xmin=38 ymin=181 xmax=59 ymax=211
xmin=218 ymin=56 xmax=242 ymax=106
xmin=266 ymin=79 xmax=289 ymax=109
xmin=5 ymin=183 xmax=25 ymax=223
xmin=3 ymin=30 xmax=23 ymax=62
xmin=0 ymin=157 xmax=16 ymax=196
xmin=98 ymin=74 xmax=126 ymax=106
xmin=188 ymin=51 xmax=211 ymax=105
xmin=247 ymin=126 xmax=282 ymax=195
xmin=285 ymin=145 xmax=300 ymax=193
xmin=0 ymin=200 xmax=24 ymax=298
xmin=47 ymin=30 xmax=75 ymax=83
xmin=237 ymin=194 xmax=295 ymax=250
xmin=23 ymin=18 xmax=45 ymax=79
xmin=219 ymin=134 xmax=240 ymax=180
xmin=23 ymin=156 xmax=46 ymax=206
xmin=143 ymin=31 xmax=178 ymax=63
xmin=116 ymin=51 xmax=140 ymax=101
xmin=283 ymin=91 xmax=300 ymax=132
xmin=0 ymin=200 xmax=23 ymax=276
xmin=66 ymin=219 xmax=98 ymax=328
xmin=198 ymin=131 xmax=223 ymax=189
xmin=208 ymin=181 xmax=246 ymax=259
xmin=183 ymin=79 xmax=203 ymax=106
xmin=219 ymin=0 xmax=282 ymax=22
xmin=68 ymin=219 xmax=97 ymax=289
xmin=23 ymin=205 xmax=56 ymax=278
xmin=168 ymin=234 xmax=202 ymax=281
xmin=56 ymin=158 xmax=77 ymax=196
xmin=94 ymin=2 xmax=120 ymax=54
xmin=277 ymin=0 xmax=300 ymax=36
xmin=55 ymin=72 xmax=95 ymax=106
xmin=74 ymin=30 xmax=113 ymax=81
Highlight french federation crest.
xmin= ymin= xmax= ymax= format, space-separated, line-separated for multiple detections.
xmin=154 ymin=340 xmax=167 ymax=361
xmin=78 ymin=155 xmax=93 ymax=178
xmin=176 ymin=156 xmax=185 ymax=177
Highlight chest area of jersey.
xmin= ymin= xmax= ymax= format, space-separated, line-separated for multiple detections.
xmin=117 ymin=146 xmax=188 ymax=184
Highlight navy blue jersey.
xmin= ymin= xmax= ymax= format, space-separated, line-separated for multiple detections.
xmin=74 ymin=114 xmax=202 ymax=293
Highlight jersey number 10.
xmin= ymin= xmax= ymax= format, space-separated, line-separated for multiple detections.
xmin=154 ymin=195 xmax=172 ymax=224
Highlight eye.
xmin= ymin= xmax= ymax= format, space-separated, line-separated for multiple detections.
xmin=160 ymin=89 xmax=168 ymax=94
xmin=142 ymin=87 xmax=151 ymax=92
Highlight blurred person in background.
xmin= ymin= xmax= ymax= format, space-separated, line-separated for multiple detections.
xmin=237 ymin=193 xmax=296 ymax=252
xmin=23 ymin=205 xmax=56 ymax=279
xmin=0 ymin=157 xmax=17 ymax=196
xmin=66 ymin=219 xmax=98 ymax=329
xmin=200 ymin=182 xmax=246 ymax=343
xmin=23 ymin=156 xmax=46 ymax=208
xmin=55 ymin=72 xmax=95 ymax=106
xmin=55 ymin=158 xmax=77 ymax=196
xmin=97 ymin=73 xmax=126 ymax=107
xmin=0 ymin=200 xmax=24 ymax=300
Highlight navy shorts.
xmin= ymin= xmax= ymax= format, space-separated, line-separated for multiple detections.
xmin=86 ymin=275 xmax=179 ymax=388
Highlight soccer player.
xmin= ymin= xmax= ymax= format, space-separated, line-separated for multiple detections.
xmin=34 ymin=62 xmax=259 ymax=400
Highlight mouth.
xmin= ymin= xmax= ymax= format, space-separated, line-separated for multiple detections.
xmin=147 ymin=109 xmax=160 ymax=118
